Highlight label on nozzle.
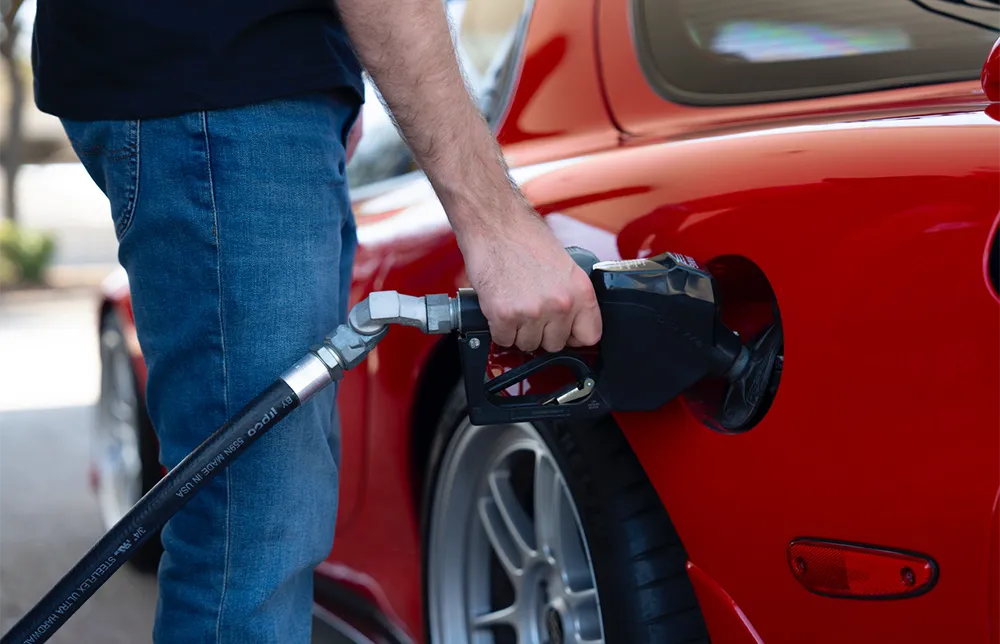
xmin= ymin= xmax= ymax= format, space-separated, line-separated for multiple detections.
xmin=593 ymin=258 xmax=663 ymax=272
xmin=666 ymin=252 xmax=702 ymax=270
xmin=594 ymin=253 xmax=703 ymax=273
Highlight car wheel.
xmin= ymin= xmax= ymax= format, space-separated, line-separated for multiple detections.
xmin=95 ymin=310 xmax=163 ymax=573
xmin=422 ymin=384 xmax=710 ymax=644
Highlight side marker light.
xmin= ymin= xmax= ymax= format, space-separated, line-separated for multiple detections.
xmin=788 ymin=538 xmax=937 ymax=599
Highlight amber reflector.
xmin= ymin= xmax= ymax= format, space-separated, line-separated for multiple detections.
xmin=787 ymin=539 xmax=937 ymax=599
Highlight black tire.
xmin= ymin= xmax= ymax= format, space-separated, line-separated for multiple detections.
xmin=98 ymin=310 xmax=164 ymax=574
xmin=421 ymin=383 xmax=711 ymax=644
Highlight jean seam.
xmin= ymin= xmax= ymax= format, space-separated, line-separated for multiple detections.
xmin=116 ymin=120 xmax=141 ymax=241
xmin=201 ymin=110 xmax=232 ymax=644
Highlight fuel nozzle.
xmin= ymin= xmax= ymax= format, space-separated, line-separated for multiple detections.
xmin=451 ymin=249 xmax=783 ymax=427
xmin=589 ymin=251 xmax=781 ymax=430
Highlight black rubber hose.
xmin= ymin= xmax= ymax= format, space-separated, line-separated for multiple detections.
xmin=1 ymin=379 xmax=302 ymax=644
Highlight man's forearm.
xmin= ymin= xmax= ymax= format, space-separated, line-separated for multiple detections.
xmin=336 ymin=0 xmax=526 ymax=240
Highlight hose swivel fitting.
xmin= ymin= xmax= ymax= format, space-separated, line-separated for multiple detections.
xmin=302 ymin=290 xmax=460 ymax=398
xmin=317 ymin=323 xmax=388 ymax=373
xmin=347 ymin=290 xmax=457 ymax=335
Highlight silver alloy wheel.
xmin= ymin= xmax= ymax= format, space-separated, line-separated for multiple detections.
xmin=428 ymin=420 xmax=605 ymax=644
xmin=94 ymin=322 xmax=143 ymax=530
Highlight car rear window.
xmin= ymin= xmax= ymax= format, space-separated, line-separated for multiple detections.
xmin=631 ymin=0 xmax=1000 ymax=105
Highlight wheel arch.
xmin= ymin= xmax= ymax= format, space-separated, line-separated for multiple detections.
xmin=408 ymin=334 xmax=462 ymax=514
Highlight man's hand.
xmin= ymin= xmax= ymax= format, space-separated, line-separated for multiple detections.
xmin=336 ymin=0 xmax=602 ymax=352
xmin=460 ymin=206 xmax=602 ymax=352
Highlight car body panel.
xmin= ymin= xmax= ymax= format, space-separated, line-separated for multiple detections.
xmin=686 ymin=562 xmax=764 ymax=644
xmin=325 ymin=105 xmax=1000 ymax=643
xmin=334 ymin=332 xmax=371 ymax=531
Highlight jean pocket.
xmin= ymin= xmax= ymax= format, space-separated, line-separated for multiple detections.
xmin=61 ymin=119 xmax=141 ymax=241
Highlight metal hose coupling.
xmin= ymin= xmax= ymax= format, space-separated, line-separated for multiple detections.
xmin=286 ymin=291 xmax=462 ymax=404
xmin=347 ymin=291 xmax=458 ymax=335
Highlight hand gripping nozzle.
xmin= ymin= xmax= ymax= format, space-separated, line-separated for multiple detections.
xmin=293 ymin=246 xmax=778 ymax=431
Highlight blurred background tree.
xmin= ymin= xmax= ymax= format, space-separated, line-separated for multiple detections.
xmin=1 ymin=0 xmax=26 ymax=223
xmin=1 ymin=0 xmax=60 ymax=287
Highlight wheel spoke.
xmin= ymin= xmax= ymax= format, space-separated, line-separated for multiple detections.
xmin=478 ymin=496 xmax=525 ymax=580
xmin=536 ymin=452 xmax=592 ymax=590
xmin=488 ymin=468 xmax=537 ymax=558
xmin=566 ymin=586 xmax=597 ymax=610
xmin=567 ymin=586 xmax=603 ymax=644
xmin=109 ymin=399 xmax=134 ymax=424
xmin=554 ymin=488 xmax=592 ymax=592
xmin=574 ymin=634 xmax=604 ymax=644
xmin=123 ymin=443 xmax=143 ymax=480
xmin=534 ymin=451 xmax=561 ymax=558
xmin=471 ymin=604 xmax=517 ymax=630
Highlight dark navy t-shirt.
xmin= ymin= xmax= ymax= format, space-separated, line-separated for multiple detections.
xmin=31 ymin=0 xmax=364 ymax=120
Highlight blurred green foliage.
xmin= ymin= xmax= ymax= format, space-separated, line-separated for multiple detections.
xmin=0 ymin=219 xmax=55 ymax=285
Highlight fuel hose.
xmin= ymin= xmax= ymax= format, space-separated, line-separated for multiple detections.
xmin=2 ymin=352 xmax=337 ymax=644
xmin=2 ymin=281 xmax=521 ymax=643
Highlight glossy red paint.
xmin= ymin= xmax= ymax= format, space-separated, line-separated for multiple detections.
xmin=493 ymin=0 xmax=619 ymax=166
xmin=686 ymin=563 xmax=763 ymax=644
xmin=98 ymin=0 xmax=1000 ymax=641
xmin=983 ymin=37 xmax=1000 ymax=102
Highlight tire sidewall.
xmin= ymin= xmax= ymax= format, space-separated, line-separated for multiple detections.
xmin=541 ymin=416 xmax=654 ymax=643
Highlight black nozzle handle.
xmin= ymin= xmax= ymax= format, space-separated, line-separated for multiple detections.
xmin=456 ymin=288 xmax=488 ymax=333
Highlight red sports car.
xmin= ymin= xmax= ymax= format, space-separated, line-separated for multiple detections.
xmin=93 ymin=0 xmax=1000 ymax=642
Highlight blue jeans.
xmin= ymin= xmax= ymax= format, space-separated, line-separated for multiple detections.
xmin=62 ymin=90 xmax=360 ymax=643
